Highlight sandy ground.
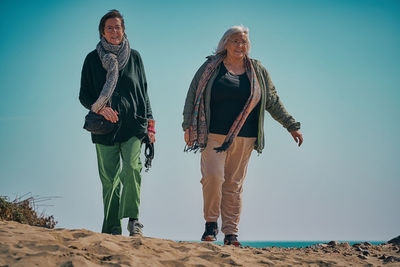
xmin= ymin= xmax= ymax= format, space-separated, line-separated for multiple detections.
xmin=0 ymin=220 xmax=399 ymax=267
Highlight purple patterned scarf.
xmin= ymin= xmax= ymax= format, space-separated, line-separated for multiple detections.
xmin=186 ymin=54 xmax=261 ymax=152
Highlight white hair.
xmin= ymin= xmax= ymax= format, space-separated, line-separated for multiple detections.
xmin=215 ymin=25 xmax=251 ymax=55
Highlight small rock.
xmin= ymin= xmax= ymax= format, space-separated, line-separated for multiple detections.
xmin=341 ymin=242 xmax=350 ymax=248
xmin=378 ymin=255 xmax=386 ymax=260
xmin=388 ymin=235 xmax=400 ymax=245
xmin=322 ymin=248 xmax=329 ymax=253
xmin=352 ymin=243 xmax=361 ymax=248
xmin=363 ymin=242 xmax=372 ymax=247
xmin=384 ymin=256 xmax=400 ymax=263
xmin=307 ymin=244 xmax=323 ymax=249
xmin=328 ymin=241 xmax=340 ymax=247
xmin=102 ymin=256 xmax=112 ymax=261
xmin=228 ymin=259 xmax=241 ymax=266
xmin=358 ymin=254 xmax=368 ymax=260
xmin=362 ymin=250 xmax=370 ymax=256
xmin=355 ymin=247 xmax=362 ymax=252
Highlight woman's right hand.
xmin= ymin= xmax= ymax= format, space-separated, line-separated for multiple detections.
xmin=184 ymin=128 xmax=193 ymax=146
xmin=98 ymin=107 xmax=119 ymax=123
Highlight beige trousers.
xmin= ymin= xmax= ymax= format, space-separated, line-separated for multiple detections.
xmin=200 ymin=133 xmax=256 ymax=235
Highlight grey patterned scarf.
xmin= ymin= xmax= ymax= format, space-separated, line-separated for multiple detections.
xmin=91 ymin=35 xmax=130 ymax=113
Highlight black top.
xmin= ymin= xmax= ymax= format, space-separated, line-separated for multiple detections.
xmin=79 ymin=49 xmax=153 ymax=145
xmin=209 ymin=63 xmax=259 ymax=137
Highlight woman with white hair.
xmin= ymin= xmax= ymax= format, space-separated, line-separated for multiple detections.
xmin=182 ymin=25 xmax=303 ymax=246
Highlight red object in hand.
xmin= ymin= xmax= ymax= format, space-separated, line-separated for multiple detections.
xmin=147 ymin=119 xmax=156 ymax=143
xmin=147 ymin=119 xmax=155 ymax=133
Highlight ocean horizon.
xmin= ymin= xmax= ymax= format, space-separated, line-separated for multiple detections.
xmin=181 ymin=240 xmax=385 ymax=248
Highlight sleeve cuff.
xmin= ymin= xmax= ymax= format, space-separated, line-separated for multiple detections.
xmin=287 ymin=122 xmax=301 ymax=132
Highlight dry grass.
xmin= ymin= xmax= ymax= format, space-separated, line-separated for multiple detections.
xmin=0 ymin=195 xmax=57 ymax=229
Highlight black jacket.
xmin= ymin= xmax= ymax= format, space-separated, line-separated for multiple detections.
xmin=79 ymin=49 xmax=153 ymax=145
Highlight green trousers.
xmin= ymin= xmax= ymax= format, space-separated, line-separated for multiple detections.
xmin=95 ymin=136 xmax=142 ymax=234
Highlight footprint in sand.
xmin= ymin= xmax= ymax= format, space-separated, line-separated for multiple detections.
xmin=72 ymin=232 xmax=91 ymax=238
xmin=0 ymin=243 xmax=9 ymax=252
xmin=170 ymin=245 xmax=191 ymax=253
xmin=36 ymin=245 xmax=60 ymax=252
xmin=160 ymin=260 xmax=186 ymax=267
xmin=198 ymin=251 xmax=220 ymax=261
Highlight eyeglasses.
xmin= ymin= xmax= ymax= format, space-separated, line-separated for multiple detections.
xmin=105 ymin=26 xmax=123 ymax=33
xmin=230 ymin=39 xmax=247 ymax=46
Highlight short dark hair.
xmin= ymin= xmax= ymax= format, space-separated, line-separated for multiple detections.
xmin=98 ymin=9 xmax=125 ymax=38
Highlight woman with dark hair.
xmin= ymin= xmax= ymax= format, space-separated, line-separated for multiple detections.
xmin=183 ymin=25 xmax=303 ymax=246
xmin=79 ymin=10 xmax=155 ymax=236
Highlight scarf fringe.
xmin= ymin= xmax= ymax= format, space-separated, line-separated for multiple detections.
xmin=213 ymin=140 xmax=232 ymax=153
xmin=184 ymin=143 xmax=206 ymax=153
xmin=184 ymin=144 xmax=200 ymax=153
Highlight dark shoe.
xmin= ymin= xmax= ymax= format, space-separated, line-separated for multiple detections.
xmin=224 ymin=234 xmax=241 ymax=247
xmin=111 ymin=230 xmax=121 ymax=235
xmin=201 ymin=222 xmax=218 ymax=241
xmin=110 ymin=226 xmax=121 ymax=235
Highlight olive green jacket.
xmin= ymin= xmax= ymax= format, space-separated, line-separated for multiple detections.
xmin=182 ymin=58 xmax=300 ymax=153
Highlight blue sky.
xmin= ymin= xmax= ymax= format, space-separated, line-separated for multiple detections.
xmin=0 ymin=0 xmax=399 ymax=241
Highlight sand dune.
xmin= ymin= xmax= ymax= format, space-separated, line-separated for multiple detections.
xmin=0 ymin=220 xmax=399 ymax=266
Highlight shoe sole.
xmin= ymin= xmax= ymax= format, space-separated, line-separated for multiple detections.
xmin=201 ymin=236 xmax=217 ymax=242
xmin=224 ymin=242 xmax=241 ymax=247
xmin=224 ymin=240 xmax=241 ymax=247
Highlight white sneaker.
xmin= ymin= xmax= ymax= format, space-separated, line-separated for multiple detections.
xmin=127 ymin=220 xmax=143 ymax=236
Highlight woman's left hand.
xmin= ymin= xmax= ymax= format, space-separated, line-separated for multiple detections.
xmin=290 ymin=130 xmax=303 ymax=147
